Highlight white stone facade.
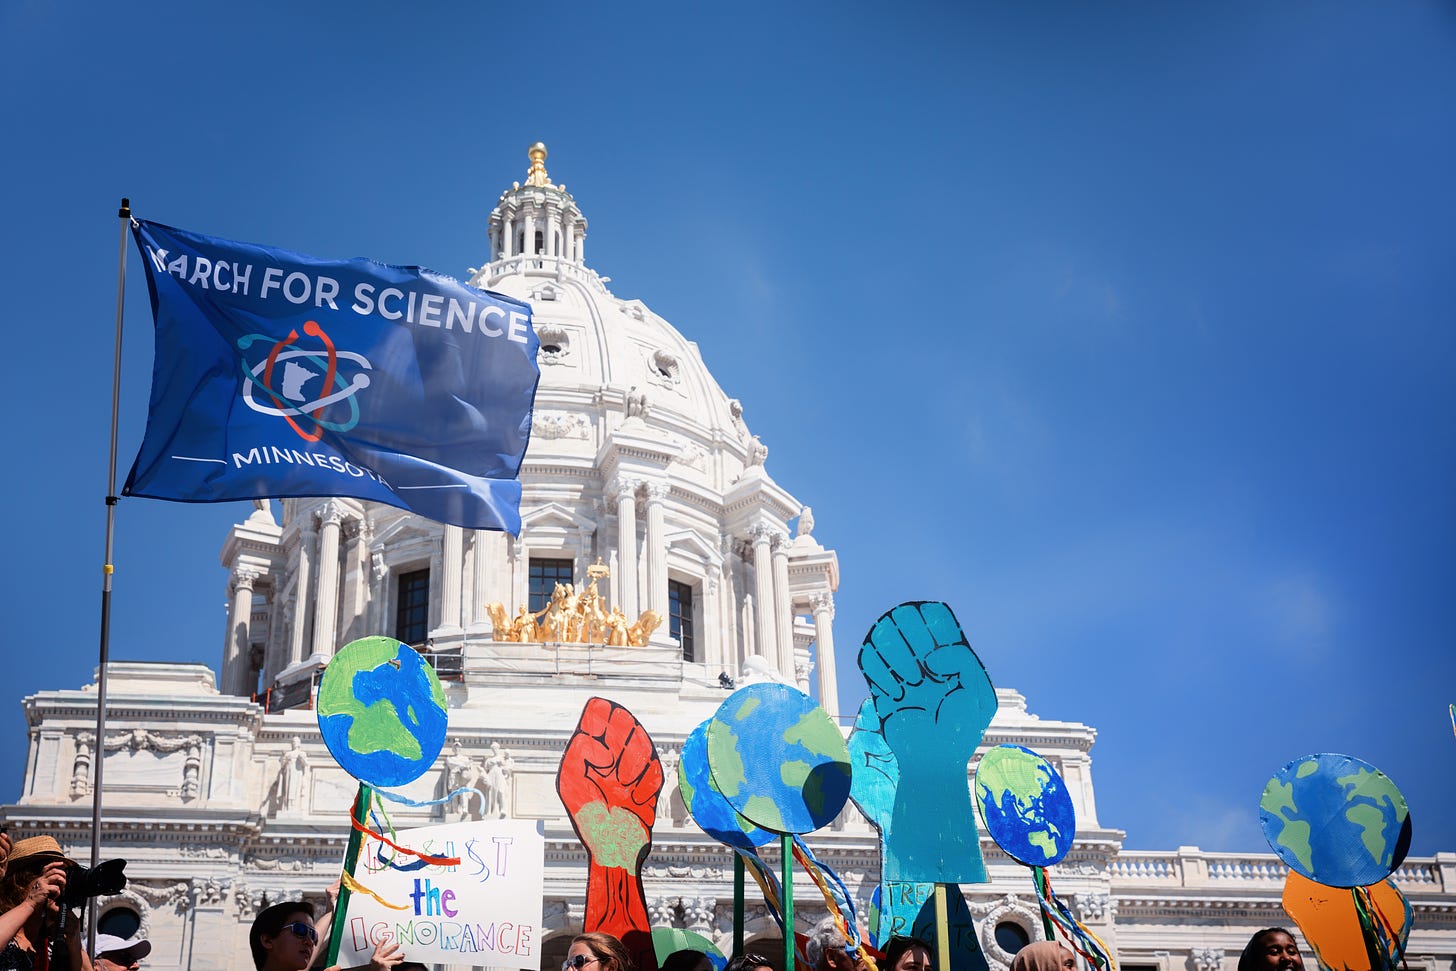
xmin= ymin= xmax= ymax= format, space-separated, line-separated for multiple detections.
xmin=6 ymin=147 xmax=1454 ymax=971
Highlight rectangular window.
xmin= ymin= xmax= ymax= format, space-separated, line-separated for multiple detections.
xmin=529 ymin=558 xmax=575 ymax=613
xmin=669 ymin=579 xmax=695 ymax=661
xmin=395 ymin=569 xmax=430 ymax=646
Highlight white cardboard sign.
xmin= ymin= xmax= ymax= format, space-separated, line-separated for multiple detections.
xmin=336 ymin=819 xmax=545 ymax=969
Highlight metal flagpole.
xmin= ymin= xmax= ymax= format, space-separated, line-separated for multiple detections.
xmin=88 ymin=197 xmax=131 ymax=954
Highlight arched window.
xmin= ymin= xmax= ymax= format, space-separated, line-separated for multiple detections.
xmin=994 ymin=921 xmax=1030 ymax=955
xmin=98 ymin=906 xmax=141 ymax=940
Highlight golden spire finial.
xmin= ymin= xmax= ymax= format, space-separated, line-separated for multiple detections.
xmin=525 ymin=142 xmax=552 ymax=188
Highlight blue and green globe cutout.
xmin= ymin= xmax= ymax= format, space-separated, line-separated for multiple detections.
xmin=317 ymin=636 xmax=449 ymax=788
xmin=705 ymin=683 xmax=852 ymax=834
xmin=679 ymin=720 xmax=775 ymax=851
xmin=1259 ymin=753 xmax=1410 ymax=889
xmin=973 ymin=744 xmax=1076 ymax=867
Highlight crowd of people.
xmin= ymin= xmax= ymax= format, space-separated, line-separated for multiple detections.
xmin=0 ymin=827 xmax=1310 ymax=971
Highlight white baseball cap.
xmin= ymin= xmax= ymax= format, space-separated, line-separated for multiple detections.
xmin=93 ymin=934 xmax=152 ymax=964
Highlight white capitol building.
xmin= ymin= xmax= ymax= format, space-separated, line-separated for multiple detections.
xmin=6 ymin=146 xmax=1453 ymax=971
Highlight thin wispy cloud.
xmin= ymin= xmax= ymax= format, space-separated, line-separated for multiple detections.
xmin=1258 ymin=571 xmax=1337 ymax=656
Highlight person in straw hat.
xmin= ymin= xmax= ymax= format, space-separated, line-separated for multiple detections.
xmin=0 ymin=834 xmax=92 ymax=970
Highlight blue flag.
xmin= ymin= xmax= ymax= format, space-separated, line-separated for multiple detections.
xmin=125 ymin=220 xmax=539 ymax=531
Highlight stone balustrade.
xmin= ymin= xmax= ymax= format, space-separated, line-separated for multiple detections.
xmin=486 ymin=254 xmax=609 ymax=289
xmin=1111 ymin=847 xmax=1453 ymax=894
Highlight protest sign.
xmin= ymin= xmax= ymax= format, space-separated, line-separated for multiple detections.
xmin=336 ymin=819 xmax=545 ymax=969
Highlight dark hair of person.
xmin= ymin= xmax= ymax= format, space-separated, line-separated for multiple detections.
xmin=1238 ymin=929 xmax=1295 ymax=971
xmin=573 ymin=932 xmax=634 ymax=971
xmin=663 ymin=950 xmax=712 ymax=971
xmin=250 ymin=900 xmax=316 ymax=970
xmin=882 ymin=936 xmax=932 ymax=971
xmin=726 ymin=954 xmax=774 ymax=971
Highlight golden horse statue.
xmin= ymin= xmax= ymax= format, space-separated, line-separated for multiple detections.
xmin=484 ymin=561 xmax=665 ymax=647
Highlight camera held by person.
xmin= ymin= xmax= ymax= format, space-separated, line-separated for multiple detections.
xmin=0 ymin=834 xmax=128 ymax=971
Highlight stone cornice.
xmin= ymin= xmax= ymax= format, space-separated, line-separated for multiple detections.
xmin=521 ymin=462 xmax=604 ymax=481
xmin=25 ymin=698 xmax=262 ymax=731
xmin=982 ymin=729 xmax=1096 ymax=753
xmin=221 ymin=535 xmax=284 ymax=562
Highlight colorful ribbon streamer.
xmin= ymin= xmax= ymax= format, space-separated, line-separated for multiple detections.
xmin=340 ymin=870 xmax=411 ymax=911
xmin=373 ymin=784 xmax=482 ymax=810
xmin=1352 ymin=884 xmax=1407 ymax=971
xmin=740 ymin=848 xmax=787 ymax=931
xmin=792 ymin=836 xmax=878 ymax=971
xmin=349 ymin=812 xmax=461 ymax=867
xmin=348 ymin=786 xmax=463 ymax=871
xmin=1032 ymin=866 xmax=1115 ymax=971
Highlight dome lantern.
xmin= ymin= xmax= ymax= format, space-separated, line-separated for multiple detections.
xmin=485 ymin=141 xmax=588 ymax=268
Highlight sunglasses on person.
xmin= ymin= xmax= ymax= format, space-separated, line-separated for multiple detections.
xmin=283 ymin=922 xmax=319 ymax=945
xmin=564 ymin=955 xmax=600 ymax=970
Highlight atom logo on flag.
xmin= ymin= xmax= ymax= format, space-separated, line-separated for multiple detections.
xmin=238 ymin=320 xmax=373 ymax=442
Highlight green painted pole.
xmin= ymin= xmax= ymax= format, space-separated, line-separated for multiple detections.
xmin=327 ymin=782 xmax=373 ymax=967
xmin=1033 ymin=867 xmax=1057 ymax=941
xmin=734 ymin=853 xmax=746 ymax=956
xmin=782 ymin=835 xmax=794 ymax=971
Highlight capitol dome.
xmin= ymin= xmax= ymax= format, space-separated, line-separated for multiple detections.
xmin=212 ymin=142 xmax=843 ymax=722
xmin=469 ymin=142 xmax=763 ymax=479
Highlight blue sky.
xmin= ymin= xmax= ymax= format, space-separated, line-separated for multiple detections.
xmin=3 ymin=1 xmax=1453 ymax=858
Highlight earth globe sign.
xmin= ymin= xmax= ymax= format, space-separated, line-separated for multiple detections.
xmin=973 ymin=744 xmax=1076 ymax=867
xmin=1259 ymin=752 xmax=1409 ymax=888
xmin=317 ymin=636 xmax=449 ymax=788
xmin=678 ymin=719 xmax=775 ymax=851
xmin=652 ymin=928 xmax=726 ymax=971
xmin=705 ymin=683 xmax=852 ymax=834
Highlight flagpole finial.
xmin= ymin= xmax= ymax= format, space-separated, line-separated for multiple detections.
xmin=525 ymin=142 xmax=552 ymax=187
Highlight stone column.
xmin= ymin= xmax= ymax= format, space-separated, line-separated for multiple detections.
xmin=469 ymin=530 xmax=499 ymax=631
xmin=701 ymin=574 xmax=720 ymax=671
xmin=311 ymin=504 xmax=344 ymax=657
xmin=643 ymin=482 xmax=669 ymax=619
xmin=366 ymin=547 xmax=387 ymax=636
xmin=504 ymin=216 xmax=515 ymax=257
xmin=289 ymin=519 xmax=315 ymax=666
xmin=510 ymin=533 xmax=528 ymax=612
xmin=750 ymin=526 xmax=777 ymax=665
xmin=612 ymin=477 xmax=640 ymax=617
xmin=439 ymin=525 xmax=464 ymax=632
xmin=225 ymin=568 xmax=259 ymax=696
xmin=741 ymin=592 xmax=756 ymax=661
xmin=771 ymin=533 xmax=793 ymax=678
xmin=340 ymin=518 xmax=367 ymax=645
xmin=810 ymin=593 xmax=839 ymax=720
xmin=428 ymin=538 xmax=443 ymax=631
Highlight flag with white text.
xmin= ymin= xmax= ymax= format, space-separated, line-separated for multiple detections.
xmin=125 ymin=220 xmax=539 ymax=531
